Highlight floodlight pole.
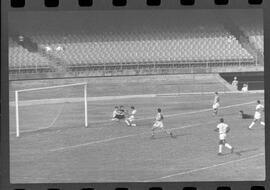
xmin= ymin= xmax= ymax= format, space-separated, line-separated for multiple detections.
xmin=15 ymin=91 xmax=20 ymax=137
xmin=84 ymin=83 xmax=88 ymax=128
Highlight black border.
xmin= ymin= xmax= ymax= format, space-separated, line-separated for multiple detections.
xmin=1 ymin=0 xmax=269 ymax=190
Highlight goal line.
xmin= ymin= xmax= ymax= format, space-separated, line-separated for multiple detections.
xmin=14 ymin=82 xmax=88 ymax=137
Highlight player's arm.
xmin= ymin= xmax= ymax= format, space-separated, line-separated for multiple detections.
xmin=214 ymin=128 xmax=219 ymax=132
xmin=226 ymin=127 xmax=230 ymax=133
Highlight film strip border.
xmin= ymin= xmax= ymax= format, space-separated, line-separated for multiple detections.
xmin=9 ymin=184 xmax=267 ymax=190
xmin=9 ymin=0 xmax=263 ymax=9
xmin=2 ymin=0 xmax=268 ymax=190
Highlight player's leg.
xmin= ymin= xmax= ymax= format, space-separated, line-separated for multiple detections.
xmin=159 ymin=122 xmax=169 ymax=135
xmin=125 ymin=120 xmax=130 ymax=126
xmin=151 ymin=128 xmax=157 ymax=138
xmin=249 ymin=119 xmax=257 ymax=129
xmin=151 ymin=123 xmax=158 ymax=138
xmin=130 ymin=121 xmax=136 ymax=127
xmin=112 ymin=115 xmax=120 ymax=121
xmin=125 ymin=118 xmax=131 ymax=126
xmin=213 ymin=108 xmax=217 ymax=115
xmin=218 ymin=140 xmax=224 ymax=155
xmin=216 ymin=103 xmax=220 ymax=115
xmin=224 ymin=140 xmax=234 ymax=153
xmin=129 ymin=117 xmax=136 ymax=127
xmin=213 ymin=104 xmax=218 ymax=115
xmin=160 ymin=125 xmax=174 ymax=138
xmin=259 ymin=118 xmax=265 ymax=126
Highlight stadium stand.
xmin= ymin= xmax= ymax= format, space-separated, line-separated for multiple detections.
xmin=9 ymin=28 xmax=253 ymax=68
xmin=9 ymin=39 xmax=50 ymax=71
xmin=249 ymin=35 xmax=263 ymax=54
xmin=8 ymin=10 xmax=260 ymax=76
xmin=230 ymin=11 xmax=263 ymax=54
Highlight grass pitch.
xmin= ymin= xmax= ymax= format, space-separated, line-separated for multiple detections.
xmin=9 ymin=75 xmax=265 ymax=183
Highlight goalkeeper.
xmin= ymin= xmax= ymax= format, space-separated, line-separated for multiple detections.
xmin=112 ymin=105 xmax=126 ymax=121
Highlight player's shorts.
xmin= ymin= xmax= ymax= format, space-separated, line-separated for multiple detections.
xmin=153 ymin=121 xmax=164 ymax=129
xmin=127 ymin=115 xmax=135 ymax=122
xmin=219 ymin=139 xmax=226 ymax=145
xmin=254 ymin=112 xmax=262 ymax=120
xmin=219 ymin=133 xmax=226 ymax=140
xmin=213 ymin=103 xmax=220 ymax=109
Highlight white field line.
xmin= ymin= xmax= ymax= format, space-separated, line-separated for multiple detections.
xmin=12 ymin=100 xmax=257 ymax=135
xmin=49 ymin=121 xmax=215 ymax=152
xmin=143 ymin=153 xmax=264 ymax=182
xmin=156 ymin=90 xmax=264 ymax=97
xmin=9 ymin=90 xmax=264 ymax=107
xmin=49 ymin=100 xmax=256 ymax=152
xmin=138 ymin=100 xmax=256 ymax=121
xmin=9 ymin=94 xmax=156 ymax=107
xmin=69 ymin=100 xmax=259 ymax=125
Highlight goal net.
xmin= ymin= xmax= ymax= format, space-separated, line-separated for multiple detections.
xmin=11 ymin=82 xmax=88 ymax=137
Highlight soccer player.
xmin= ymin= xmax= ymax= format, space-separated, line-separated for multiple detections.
xmin=241 ymin=83 xmax=248 ymax=92
xmin=214 ymin=118 xmax=234 ymax=155
xmin=151 ymin=108 xmax=174 ymax=138
xmin=125 ymin=106 xmax=137 ymax=127
xmin=231 ymin=76 xmax=239 ymax=90
xmin=112 ymin=106 xmax=120 ymax=121
xmin=248 ymin=100 xmax=265 ymax=129
xmin=112 ymin=105 xmax=126 ymax=121
xmin=118 ymin=105 xmax=126 ymax=120
xmin=212 ymin=92 xmax=220 ymax=116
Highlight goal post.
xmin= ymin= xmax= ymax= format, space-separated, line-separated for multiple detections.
xmin=14 ymin=82 xmax=88 ymax=137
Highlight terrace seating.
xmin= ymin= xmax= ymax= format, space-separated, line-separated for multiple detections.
xmin=39 ymin=31 xmax=253 ymax=66
xmin=235 ymin=16 xmax=263 ymax=54
xmin=9 ymin=39 xmax=49 ymax=70
xmin=249 ymin=35 xmax=263 ymax=54
xmin=9 ymin=23 xmax=254 ymax=71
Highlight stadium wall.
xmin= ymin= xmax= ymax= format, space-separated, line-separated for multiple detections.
xmin=9 ymin=65 xmax=263 ymax=81
xmin=220 ymin=71 xmax=264 ymax=90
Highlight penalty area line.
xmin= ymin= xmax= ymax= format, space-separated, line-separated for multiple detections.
xmin=139 ymin=100 xmax=256 ymax=120
xmin=143 ymin=152 xmax=264 ymax=182
xmin=49 ymin=121 xmax=215 ymax=152
xmin=48 ymin=100 xmax=255 ymax=152
xmin=10 ymin=100 xmax=256 ymax=136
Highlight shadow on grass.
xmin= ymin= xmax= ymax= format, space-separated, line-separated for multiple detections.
xmin=222 ymin=148 xmax=259 ymax=156
xmin=150 ymin=133 xmax=191 ymax=140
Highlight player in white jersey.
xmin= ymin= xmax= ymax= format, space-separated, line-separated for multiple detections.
xmin=212 ymin=92 xmax=220 ymax=116
xmin=125 ymin=106 xmax=137 ymax=127
xmin=248 ymin=100 xmax=265 ymax=129
xmin=151 ymin=108 xmax=174 ymax=138
xmin=214 ymin=118 xmax=234 ymax=155
xmin=231 ymin=76 xmax=238 ymax=90
xmin=112 ymin=106 xmax=120 ymax=121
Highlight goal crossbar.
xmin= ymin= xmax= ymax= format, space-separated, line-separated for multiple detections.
xmin=15 ymin=82 xmax=88 ymax=137
xmin=16 ymin=82 xmax=87 ymax=93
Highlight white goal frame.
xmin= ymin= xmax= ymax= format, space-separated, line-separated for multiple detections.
xmin=14 ymin=82 xmax=88 ymax=137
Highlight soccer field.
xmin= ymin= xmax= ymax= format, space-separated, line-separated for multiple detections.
xmin=9 ymin=76 xmax=265 ymax=183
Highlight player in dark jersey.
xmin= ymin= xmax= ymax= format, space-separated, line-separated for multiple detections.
xmin=118 ymin=105 xmax=126 ymax=119
xmin=151 ymin=108 xmax=175 ymax=139
xmin=112 ymin=105 xmax=126 ymax=120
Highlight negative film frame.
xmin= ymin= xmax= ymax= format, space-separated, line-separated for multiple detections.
xmin=1 ymin=0 xmax=269 ymax=190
